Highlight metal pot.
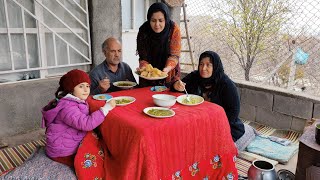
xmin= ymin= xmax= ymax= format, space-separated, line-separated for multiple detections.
xmin=248 ymin=160 xmax=277 ymax=180
xmin=277 ymin=169 xmax=295 ymax=180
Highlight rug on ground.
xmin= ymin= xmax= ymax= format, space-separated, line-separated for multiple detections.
xmin=0 ymin=139 xmax=46 ymax=176
xmin=1 ymin=147 xmax=76 ymax=180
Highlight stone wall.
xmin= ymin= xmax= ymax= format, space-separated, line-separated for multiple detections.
xmin=236 ymin=80 xmax=320 ymax=132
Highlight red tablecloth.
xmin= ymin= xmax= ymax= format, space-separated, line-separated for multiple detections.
xmin=87 ymin=87 xmax=238 ymax=180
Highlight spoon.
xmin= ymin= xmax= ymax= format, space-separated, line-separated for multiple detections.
xmin=180 ymin=80 xmax=190 ymax=102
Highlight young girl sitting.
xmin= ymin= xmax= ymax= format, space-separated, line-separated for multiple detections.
xmin=41 ymin=69 xmax=115 ymax=167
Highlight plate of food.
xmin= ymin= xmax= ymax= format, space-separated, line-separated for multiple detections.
xmin=93 ymin=94 xmax=113 ymax=101
xmin=150 ymin=86 xmax=168 ymax=92
xmin=136 ymin=64 xmax=167 ymax=80
xmin=143 ymin=107 xmax=175 ymax=118
xmin=113 ymin=96 xmax=136 ymax=106
xmin=176 ymin=94 xmax=204 ymax=106
xmin=113 ymin=81 xmax=137 ymax=89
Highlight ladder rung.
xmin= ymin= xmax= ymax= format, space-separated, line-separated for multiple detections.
xmin=180 ymin=63 xmax=193 ymax=65
xmin=181 ymin=50 xmax=191 ymax=52
xmin=180 ymin=19 xmax=190 ymax=22
xmin=181 ymin=36 xmax=192 ymax=39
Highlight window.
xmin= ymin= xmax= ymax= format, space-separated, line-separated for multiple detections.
xmin=121 ymin=0 xmax=158 ymax=31
xmin=0 ymin=0 xmax=91 ymax=83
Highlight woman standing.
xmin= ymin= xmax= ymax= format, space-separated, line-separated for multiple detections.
xmin=137 ymin=2 xmax=181 ymax=87
xmin=172 ymin=51 xmax=256 ymax=151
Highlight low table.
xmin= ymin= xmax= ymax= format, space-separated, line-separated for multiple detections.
xmin=87 ymin=87 xmax=238 ymax=179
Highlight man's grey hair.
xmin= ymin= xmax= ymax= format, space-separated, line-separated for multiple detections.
xmin=102 ymin=37 xmax=121 ymax=51
xmin=102 ymin=40 xmax=108 ymax=51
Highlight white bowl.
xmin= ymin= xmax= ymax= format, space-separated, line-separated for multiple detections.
xmin=152 ymin=94 xmax=176 ymax=107
xmin=176 ymin=94 xmax=204 ymax=106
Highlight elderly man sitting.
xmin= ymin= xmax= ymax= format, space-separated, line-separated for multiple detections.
xmin=89 ymin=37 xmax=137 ymax=94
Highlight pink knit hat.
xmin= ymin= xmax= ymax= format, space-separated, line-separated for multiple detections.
xmin=59 ymin=69 xmax=91 ymax=93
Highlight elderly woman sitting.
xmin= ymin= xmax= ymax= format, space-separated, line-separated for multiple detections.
xmin=172 ymin=51 xmax=256 ymax=150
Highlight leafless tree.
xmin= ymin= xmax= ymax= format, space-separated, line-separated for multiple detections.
xmin=209 ymin=0 xmax=291 ymax=80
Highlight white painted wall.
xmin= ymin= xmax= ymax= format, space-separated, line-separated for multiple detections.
xmin=122 ymin=31 xmax=140 ymax=82
xmin=121 ymin=0 xmax=162 ymax=83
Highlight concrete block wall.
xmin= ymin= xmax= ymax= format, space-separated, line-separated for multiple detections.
xmin=236 ymin=80 xmax=320 ymax=132
xmin=314 ymin=104 xmax=320 ymax=118
xmin=0 ymin=78 xmax=59 ymax=137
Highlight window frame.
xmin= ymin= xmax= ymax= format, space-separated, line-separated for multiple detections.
xmin=0 ymin=0 xmax=91 ymax=83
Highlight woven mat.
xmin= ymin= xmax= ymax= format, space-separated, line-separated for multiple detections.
xmin=236 ymin=156 xmax=252 ymax=177
xmin=241 ymin=119 xmax=301 ymax=145
xmin=235 ymin=119 xmax=302 ymax=176
xmin=0 ymin=139 xmax=46 ymax=176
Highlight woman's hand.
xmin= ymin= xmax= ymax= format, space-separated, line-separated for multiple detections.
xmin=162 ymin=67 xmax=171 ymax=73
xmin=136 ymin=66 xmax=146 ymax=73
xmin=173 ymin=80 xmax=185 ymax=92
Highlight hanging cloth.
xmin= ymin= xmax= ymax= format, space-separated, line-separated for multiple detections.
xmin=294 ymin=47 xmax=309 ymax=65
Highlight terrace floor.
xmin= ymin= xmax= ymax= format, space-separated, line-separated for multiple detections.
xmin=1 ymin=126 xmax=301 ymax=178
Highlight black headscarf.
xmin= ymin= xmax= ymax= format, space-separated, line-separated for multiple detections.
xmin=198 ymin=51 xmax=225 ymax=86
xmin=137 ymin=2 xmax=174 ymax=70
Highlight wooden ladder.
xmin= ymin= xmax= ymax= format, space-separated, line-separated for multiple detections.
xmin=180 ymin=3 xmax=196 ymax=71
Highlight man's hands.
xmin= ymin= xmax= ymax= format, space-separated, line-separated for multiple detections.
xmin=99 ymin=77 xmax=110 ymax=93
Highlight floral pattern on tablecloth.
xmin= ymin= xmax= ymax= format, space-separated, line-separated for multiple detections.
xmin=168 ymin=154 xmax=238 ymax=180
xmin=74 ymin=131 xmax=105 ymax=180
